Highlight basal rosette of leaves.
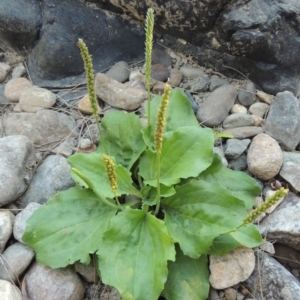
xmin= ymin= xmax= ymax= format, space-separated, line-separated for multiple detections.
xmin=23 ymin=86 xmax=263 ymax=300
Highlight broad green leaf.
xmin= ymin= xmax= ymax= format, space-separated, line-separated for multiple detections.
xmin=23 ymin=187 xmax=116 ymax=268
xmin=142 ymin=88 xmax=198 ymax=149
xmin=208 ymin=224 xmax=262 ymax=255
xmin=162 ymin=180 xmax=248 ymax=258
xmin=97 ymin=111 xmax=146 ymax=169
xmin=97 ymin=207 xmax=175 ymax=300
xmin=162 ymin=245 xmax=209 ymax=300
xmin=198 ymin=154 xmax=261 ymax=209
xmin=214 ymin=132 xmax=234 ymax=139
xmin=139 ymin=126 xmax=214 ymax=187
xmin=68 ymin=152 xmax=142 ymax=199
xmin=141 ymin=184 xmax=176 ymax=207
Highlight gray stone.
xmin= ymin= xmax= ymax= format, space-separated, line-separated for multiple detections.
xmin=11 ymin=63 xmax=26 ymax=78
xmin=95 ymin=72 xmax=147 ymax=110
xmin=224 ymin=138 xmax=251 ymax=160
xmin=244 ymin=251 xmax=300 ymax=300
xmin=152 ymin=48 xmax=172 ymax=67
xmin=182 ymin=75 xmax=210 ymax=92
xmin=247 ymin=133 xmax=283 ymax=181
xmin=256 ymin=90 xmax=274 ymax=105
xmin=228 ymin=153 xmax=247 ymax=171
xmin=0 ymin=211 xmax=15 ymax=253
xmin=180 ymin=66 xmax=206 ymax=79
xmin=237 ymin=81 xmax=256 ymax=106
xmin=13 ymin=202 xmax=41 ymax=243
xmin=209 ymin=247 xmax=255 ymax=289
xmin=168 ymin=69 xmax=182 ymax=87
xmin=1 ymin=110 xmax=78 ymax=147
xmin=151 ymin=64 xmax=170 ymax=82
xmin=0 ymin=135 xmax=37 ymax=206
xmin=20 ymin=155 xmax=75 ymax=207
xmin=184 ymin=90 xmax=199 ymax=113
xmin=213 ymin=147 xmax=228 ymax=167
xmin=283 ymin=151 xmax=300 ymax=165
xmin=222 ymin=126 xmax=263 ymax=139
xmin=274 ymin=244 xmax=300 ymax=269
xmin=0 ymin=242 xmax=35 ymax=282
xmin=106 ymin=61 xmax=130 ymax=83
xmin=0 ymin=63 xmax=11 ymax=83
xmin=0 ymin=84 xmax=9 ymax=105
xmin=209 ymin=75 xmax=229 ymax=92
xmin=26 ymin=262 xmax=85 ymax=300
xmin=280 ymin=162 xmax=300 ymax=192
xmin=249 ymin=102 xmax=269 ymax=117
xmin=260 ymin=192 xmax=300 ymax=251
xmin=222 ymin=113 xmax=256 ymax=129
xmin=0 ymin=280 xmax=22 ymax=300
xmin=264 ymin=91 xmax=300 ymax=150
xmin=197 ymin=85 xmax=237 ymax=127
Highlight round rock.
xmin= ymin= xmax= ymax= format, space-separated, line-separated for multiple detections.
xmin=249 ymin=102 xmax=269 ymax=117
xmin=0 ymin=280 xmax=22 ymax=300
xmin=237 ymin=81 xmax=256 ymax=106
xmin=180 ymin=66 xmax=206 ymax=79
xmin=230 ymin=103 xmax=247 ymax=114
xmin=152 ymin=48 xmax=172 ymax=67
xmin=0 ymin=210 xmax=15 ymax=253
xmin=247 ymin=133 xmax=283 ymax=180
xmin=151 ymin=63 xmax=170 ymax=82
xmin=78 ymin=94 xmax=101 ymax=115
xmin=168 ymin=68 xmax=182 ymax=87
xmin=106 ymin=61 xmax=130 ymax=83
xmin=4 ymin=77 xmax=32 ymax=102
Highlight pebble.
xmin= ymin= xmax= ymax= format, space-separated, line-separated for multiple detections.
xmin=11 ymin=63 xmax=26 ymax=78
xmin=228 ymin=153 xmax=248 ymax=171
xmin=19 ymin=86 xmax=56 ymax=112
xmin=224 ymin=138 xmax=251 ymax=159
xmin=197 ymin=85 xmax=237 ymax=127
xmin=0 ymin=242 xmax=35 ymax=282
xmin=168 ymin=68 xmax=182 ymax=87
xmin=0 ymin=211 xmax=15 ymax=253
xmin=152 ymin=48 xmax=172 ymax=67
xmin=95 ymin=72 xmax=147 ymax=110
xmin=152 ymin=81 xmax=166 ymax=94
xmin=237 ymin=81 xmax=256 ymax=106
xmin=0 ymin=135 xmax=37 ymax=206
xmin=124 ymin=79 xmax=146 ymax=91
xmin=52 ymin=136 xmax=76 ymax=157
xmin=248 ymin=102 xmax=269 ymax=117
xmin=230 ymin=103 xmax=247 ymax=114
xmin=224 ymin=288 xmax=237 ymax=300
xmin=77 ymin=94 xmax=101 ymax=114
xmin=182 ymin=75 xmax=210 ymax=92
xmin=259 ymin=240 xmax=275 ymax=255
xmin=283 ymin=151 xmax=300 ymax=165
xmin=209 ymin=247 xmax=255 ymax=289
xmin=20 ymin=155 xmax=75 ymax=207
xmin=222 ymin=126 xmax=263 ymax=139
xmin=106 ymin=61 xmax=130 ymax=83
xmin=2 ymin=110 xmax=78 ymax=146
xmin=264 ymin=91 xmax=300 ymax=150
xmin=180 ymin=66 xmax=206 ymax=79
xmin=0 ymin=280 xmax=22 ymax=300
xmin=4 ymin=77 xmax=32 ymax=102
xmin=209 ymin=75 xmax=229 ymax=92
xmin=247 ymin=133 xmax=283 ymax=180
xmin=280 ymin=161 xmax=300 ymax=192
xmin=222 ymin=113 xmax=256 ymax=129
xmin=13 ymin=202 xmax=41 ymax=243
xmin=129 ymin=70 xmax=145 ymax=82
xmin=0 ymin=62 xmax=11 ymax=82
xmin=74 ymin=260 xmax=99 ymax=283
xmin=25 ymin=262 xmax=85 ymax=300
xmin=256 ymin=90 xmax=274 ymax=104
xmin=151 ymin=63 xmax=170 ymax=82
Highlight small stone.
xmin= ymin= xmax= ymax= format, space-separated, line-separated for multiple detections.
xmin=209 ymin=75 xmax=229 ymax=92
xmin=124 ymin=80 xmax=146 ymax=91
xmin=106 ymin=61 xmax=130 ymax=83
xmin=224 ymin=138 xmax=251 ymax=159
xmin=280 ymin=161 xmax=300 ymax=192
xmin=222 ymin=126 xmax=263 ymax=139
xmin=0 ymin=242 xmax=35 ymax=282
xmin=0 ymin=62 xmax=11 ymax=83
xmin=197 ymin=85 xmax=237 ymax=127
xmin=256 ymin=90 xmax=274 ymax=104
xmin=11 ymin=63 xmax=26 ymax=78
xmin=209 ymin=247 xmax=255 ymax=289
xmin=152 ymin=49 xmax=172 ymax=67
xmin=151 ymin=64 xmax=170 ymax=82
xmin=228 ymin=153 xmax=248 ymax=171
xmin=224 ymin=288 xmax=237 ymax=300
xmin=129 ymin=70 xmax=145 ymax=82
xmin=0 ymin=280 xmax=22 ymax=300
xmin=152 ymin=81 xmax=166 ymax=94
xmin=75 ymin=260 xmax=99 ymax=283
xmin=0 ymin=211 xmax=15 ymax=253
xmin=26 ymin=262 xmax=85 ymax=300
xmin=168 ymin=69 xmax=182 ymax=87
xmin=247 ymin=133 xmax=283 ymax=180
xmin=4 ymin=77 xmax=32 ymax=102
xmin=19 ymin=86 xmax=56 ymax=112
xmin=223 ymin=113 xmax=256 ymax=129
xmin=13 ymin=202 xmax=41 ymax=243
xmin=52 ymin=137 xmax=76 ymax=157
xmin=249 ymin=102 xmax=269 ymax=117
xmin=180 ymin=66 xmax=206 ymax=79
xmin=230 ymin=104 xmax=247 ymax=114
xmin=237 ymin=81 xmax=256 ymax=106
xmin=259 ymin=240 xmax=275 ymax=255
xmin=182 ymin=75 xmax=210 ymax=92
xmin=95 ymin=73 xmax=147 ymax=110
xmin=78 ymin=94 xmax=101 ymax=114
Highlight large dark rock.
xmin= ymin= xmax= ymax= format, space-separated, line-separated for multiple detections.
xmin=1 ymin=0 xmax=300 ymax=94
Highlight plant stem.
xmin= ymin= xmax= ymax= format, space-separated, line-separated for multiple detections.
xmin=154 ymin=151 xmax=161 ymax=215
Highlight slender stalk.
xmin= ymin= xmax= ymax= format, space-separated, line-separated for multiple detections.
xmin=145 ymin=8 xmax=154 ymax=127
xmin=154 ymin=84 xmax=171 ymax=215
xmin=77 ymin=38 xmax=101 ymax=138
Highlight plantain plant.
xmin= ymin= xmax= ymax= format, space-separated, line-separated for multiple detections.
xmin=23 ymin=9 xmax=288 ymax=300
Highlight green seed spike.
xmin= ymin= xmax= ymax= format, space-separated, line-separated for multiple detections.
xmin=71 ymin=167 xmax=94 ymax=189
xmin=145 ymin=8 xmax=154 ymax=126
xmin=103 ymin=154 xmax=118 ymax=197
xmin=77 ymin=38 xmax=101 ymax=138
xmin=243 ymin=187 xmax=289 ymax=225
